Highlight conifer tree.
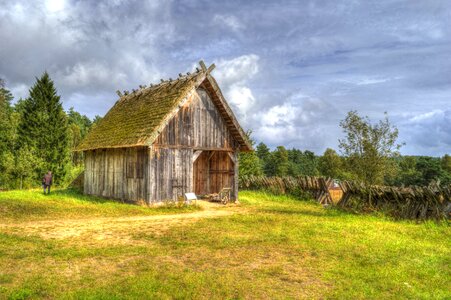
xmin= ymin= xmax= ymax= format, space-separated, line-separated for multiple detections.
xmin=256 ymin=142 xmax=271 ymax=175
xmin=18 ymin=72 xmax=69 ymax=184
xmin=0 ymin=79 xmax=15 ymax=187
xmin=0 ymin=79 xmax=13 ymax=151
xmin=266 ymin=146 xmax=289 ymax=176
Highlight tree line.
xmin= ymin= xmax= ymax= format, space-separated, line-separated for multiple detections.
xmin=239 ymin=111 xmax=451 ymax=187
xmin=1 ymin=73 xmax=450 ymax=190
xmin=0 ymin=74 xmax=100 ymax=189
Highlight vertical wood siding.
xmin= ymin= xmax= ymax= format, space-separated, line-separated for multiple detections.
xmin=84 ymin=87 xmax=240 ymax=203
xmin=152 ymin=87 xmax=239 ymax=201
xmin=154 ymin=88 xmax=238 ymax=149
xmin=84 ymin=147 xmax=148 ymax=202
xmin=150 ymin=148 xmax=193 ymax=202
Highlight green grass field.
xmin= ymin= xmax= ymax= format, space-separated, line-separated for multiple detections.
xmin=0 ymin=189 xmax=449 ymax=299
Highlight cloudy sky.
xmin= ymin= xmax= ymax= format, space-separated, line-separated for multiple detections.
xmin=1 ymin=0 xmax=450 ymax=156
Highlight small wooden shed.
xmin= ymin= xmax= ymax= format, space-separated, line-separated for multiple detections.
xmin=76 ymin=61 xmax=252 ymax=203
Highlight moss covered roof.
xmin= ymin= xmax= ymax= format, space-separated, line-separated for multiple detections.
xmin=76 ymin=62 xmax=252 ymax=152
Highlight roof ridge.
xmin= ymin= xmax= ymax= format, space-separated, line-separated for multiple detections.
xmin=114 ymin=60 xmax=215 ymax=102
xmin=115 ymin=69 xmax=203 ymax=104
xmin=75 ymin=60 xmax=250 ymax=152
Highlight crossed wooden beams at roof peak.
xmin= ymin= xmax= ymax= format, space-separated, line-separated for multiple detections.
xmin=199 ymin=60 xmax=215 ymax=74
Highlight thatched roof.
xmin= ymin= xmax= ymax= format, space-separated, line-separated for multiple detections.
xmin=76 ymin=61 xmax=252 ymax=152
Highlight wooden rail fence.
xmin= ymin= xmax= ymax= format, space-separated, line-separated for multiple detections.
xmin=239 ymin=175 xmax=450 ymax=221
xmin=239 ymin=175 xmax=335 ymax=205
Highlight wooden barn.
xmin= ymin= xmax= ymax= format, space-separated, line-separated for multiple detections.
xmin=75 ymin=61 xmax=252 ymax=203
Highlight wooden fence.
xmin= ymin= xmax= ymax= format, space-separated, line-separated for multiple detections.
xmin=239 ymin=175 xmax=335 ymax=205
xmin=239 ymin=175 xmax=451 ymax=221
xmin=338 ymin=180 xmax=450 ymax=220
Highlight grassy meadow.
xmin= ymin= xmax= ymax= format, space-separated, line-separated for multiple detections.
xmin=0 ymin=189 xmax=449 ymax=299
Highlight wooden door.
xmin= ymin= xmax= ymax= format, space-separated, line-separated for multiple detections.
xmin=193 ymin=151 xmax=235 ymax=195
xmin=193 ymin=151 xmax=209 ymax=195
xmin=209 ymin=152 xmax=234 ymax=194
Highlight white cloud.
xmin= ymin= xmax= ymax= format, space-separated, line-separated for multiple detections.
xmin=60 ymin=61 xmax=116 ymax=87
xmin=65 ymin=91 xmax=115 ymax=118
xmin=212 ymin=54 xmax=260 ymax=119
xmin=214 ymin=54 xmax=259 ymax=87
xmin=213 ymin=14 xmax=244 ymax=31
xmin=400 ymin=108 xmax=451 ymax=155
xmin=10 ymin=83 xmax=28 ymax=100
xmin=257 ymin=125 xmax=298 ymax=145
xmin=45 ymin=0 xmax=65 ymax=13
xmin=355 ymin=78 xmax=391 ymax=85
xmin=1 ymin=0 xmax=451 ymax=155
xmin=249 ymin=91 xmax=335 ymax=150
xmin=408 ymin=109 xmax=444 ymax=122
xmin=260 ymin=103 xmax=297 ymax=126
xmin=227 ymin=86 xmax=256 ymax=116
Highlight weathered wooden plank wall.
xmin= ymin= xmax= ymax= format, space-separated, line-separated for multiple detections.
xmin=84 ymin=147 xmax=148 ymax=202
xmin=84 ymin=87 xmax=240 ymax=203
xmin=149 ymin=148 xmax=193 ymax=203
xmin=152 ymin=87 xmax=239 ymax=201
xmin=154 ymin=88 xmax=238 ymax=149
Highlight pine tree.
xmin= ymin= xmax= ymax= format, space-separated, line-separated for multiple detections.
xmin=0 ymin=79 xmax=13 ymax=152
xmin=266 ymin=146 xmax=289 ymax=176
xmin=0 ymin=79 xmax=15 ymax=188
xmin=299 ymin=150 xmax=319 ymax=176
xmin=18 ymin=72 xmax=70 ymax=185
xmin=256 ymin=142 xmax=271 ymax=176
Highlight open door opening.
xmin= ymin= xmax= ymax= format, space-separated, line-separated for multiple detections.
xmin=193 ymin=151 xmax=234 ymax=196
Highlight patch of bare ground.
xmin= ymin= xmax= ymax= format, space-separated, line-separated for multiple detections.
xmin=0 ymin=201 xmax=242 ymax=245
xmin=0 ymin=200 xmax=329 ymax=298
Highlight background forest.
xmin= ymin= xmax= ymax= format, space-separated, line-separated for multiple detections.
xmin=0 ymin=74 xmax=101 ymax=189
xmin=1 ymin=73 xmax=450 ymax=190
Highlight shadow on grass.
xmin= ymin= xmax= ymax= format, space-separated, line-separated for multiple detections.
xmin=51 ymin=188 xmax=134 ymax=205
xmin=51 ymin=188 xmax=201 ymax=212
xmin=258 ymin=206 xmax=358 ymax=219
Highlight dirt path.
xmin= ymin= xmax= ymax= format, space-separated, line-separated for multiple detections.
xmin=0 ymin=201 xmax=242 ymax=244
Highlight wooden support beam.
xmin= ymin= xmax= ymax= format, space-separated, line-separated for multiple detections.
xmin=227 ymin=151 xmax=236 ymax=163
xmin=207 ymin=63 xmax=216 ymax=73
xmin=152 ymin=145 xmax=234 ymax=152
xmin=193 ymin=147 xmax=234 ymax=152
xmin=199 ymin=60 xmax=215 ymax=74
xmin=193 ymin=150 xmax=203 ymax=162
xmin=199 ymin=60 xmax=207 ymax=71
xmin=208 ymin=151 xmax=215 ymax=160
xmin=233 ymin=151 xmax=239 ymax=202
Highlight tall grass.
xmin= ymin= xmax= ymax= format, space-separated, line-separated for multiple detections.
xmin=0 ymin=188 xmax=200 ymax=222
xmin=0 ymin=189 xmax=449 ymax=299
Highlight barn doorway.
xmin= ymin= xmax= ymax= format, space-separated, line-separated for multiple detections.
xmin=193 ymin=151 xmax=235 ymax=196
